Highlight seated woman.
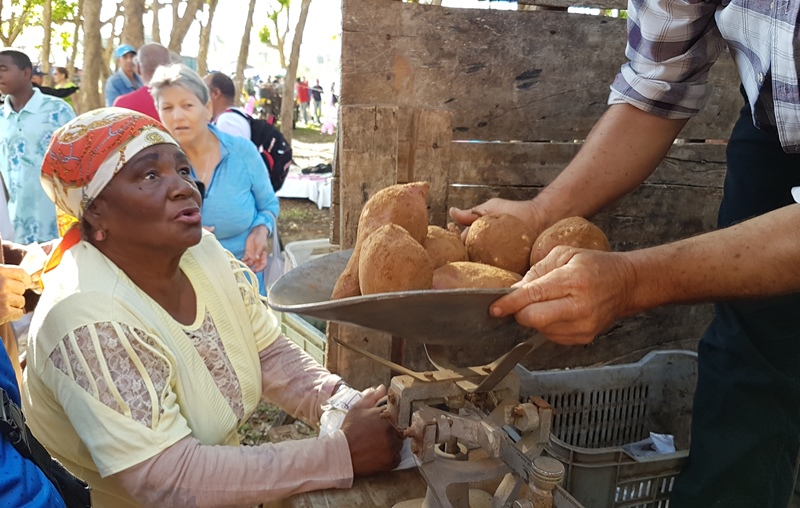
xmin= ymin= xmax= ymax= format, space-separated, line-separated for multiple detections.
xmin=149 ymin=63 xmax=278 ymax=294
xmin=23 ymin=109 xmax=401 ymax=507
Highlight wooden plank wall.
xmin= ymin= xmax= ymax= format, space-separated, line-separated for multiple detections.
xmin=332 ymin=0 xmax=741 ymax=379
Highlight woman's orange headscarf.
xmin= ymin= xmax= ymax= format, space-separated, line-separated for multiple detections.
xmin=40 ymin=107 xmax=179 ymax=271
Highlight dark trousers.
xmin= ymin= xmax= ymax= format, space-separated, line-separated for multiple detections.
xmin=671 ymin=93 xmax=800 ymax=507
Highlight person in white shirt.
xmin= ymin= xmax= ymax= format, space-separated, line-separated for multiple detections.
xmin=203 ymin=72 xmax=251 ymax=140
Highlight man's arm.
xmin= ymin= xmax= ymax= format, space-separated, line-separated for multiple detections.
xmin=492 ymin=204 xmax=800 ymax=345
xmin=34 ymin=85 xmax=78 ymax=99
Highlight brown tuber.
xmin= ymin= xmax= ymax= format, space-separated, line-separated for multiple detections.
xmin=423 ymin=225 xmax=468 ymax=269
xmin=331 ymin=182 xmax=430 ymax=299
xmin=529 ymin=216 xmax=611 ymax=265
xmin=359 ymin=224 xmax=434 ymax=294
xmin=433 ymin=262 xmax=522 ymax=289
xmin=465 ymin=213 xmax=535 ymax=275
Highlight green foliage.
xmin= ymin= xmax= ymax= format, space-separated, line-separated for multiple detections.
xmin=0 ymin=0 xmax=41 ymax=40
xmin=259 ymin=24 xmax=272 ymax=45
xmin=260 ymin=0 xmax=291 ymax=46
xmin=52 ymin=0 xmax=79 ymax=21
xmin=58 ymin=30 xmax=71 ymax=51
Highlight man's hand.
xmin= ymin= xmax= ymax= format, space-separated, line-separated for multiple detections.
xmin=341 ymin=385 xmax=403 ymax=477
xmin=0 ymin=265 xmax=33 ymax=325
xmin=490 ymin=246 xmax=638 ymax=345
xmin=242 ymin=225 xmax=270 ymax=272
xmin=449 ymin=198 xmax=544 ymax=240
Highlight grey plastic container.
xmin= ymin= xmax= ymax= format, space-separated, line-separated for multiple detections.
xmin=517 ymin=350 xmax=697 ymax=508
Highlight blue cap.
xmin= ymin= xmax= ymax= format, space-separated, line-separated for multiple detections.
xmin=114 ymin=44 xmax=136 ymax=59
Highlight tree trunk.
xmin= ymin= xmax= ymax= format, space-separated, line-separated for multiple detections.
xmin=150 ymin=0 xmax=161 ymax=43
xmin=80 ymin=0 xmax=104 ymax=112
xmin=121 ymin=0 xmax=146 ymax=48
xmin=67 ymin=0 xmax=83 ymax=98
xmin=41 ymin=0 xmax=53 ymax=86
xmin=233 ymin=0 xmax=257 ymax=107
xmin=280 ymin=0 xmax=312 ymax=145
xmin=270 ymin=14 xmax=287 ymax=69
xmin=196 ymin=0 xmax=218 ymax=77
xmin=168 ymin=0 xmax=203 ymax=54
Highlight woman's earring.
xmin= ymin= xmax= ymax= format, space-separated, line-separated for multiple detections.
xmin=94 ymin=229 xmax=106 ymax=242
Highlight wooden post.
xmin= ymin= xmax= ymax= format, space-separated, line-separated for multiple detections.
xmin=408 ymin=109 xmax=453 ymax=227
xmin=326 ymin=105 xmax=399 ymax=389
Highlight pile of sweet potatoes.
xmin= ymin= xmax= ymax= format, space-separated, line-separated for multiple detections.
xmin=330 ymin=182 xmax=610 ymax=298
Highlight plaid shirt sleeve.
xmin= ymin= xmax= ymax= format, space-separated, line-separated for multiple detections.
xmin=608 ymin=0 xmax=728 ymax=119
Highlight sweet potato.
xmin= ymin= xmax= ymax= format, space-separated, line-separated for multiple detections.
xmin=433 ymin=262 xmax=522 ymax=289
xmin=331 ymin=182 xmax=429 ymax=299
xmin=359 ymin=224 xmax=434 ymax=294
xmin=529 ymin=216 xmax=610 ymax=265
xmin=423 ymin=225 xmax=468 ymax=269
xmin=465 ymin=213 xmax=535 ymax=275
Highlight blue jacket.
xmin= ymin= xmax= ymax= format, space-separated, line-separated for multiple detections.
xmin=104 ymin=70 xmax=143 ymax=107
xmin=193 ymin=124 xmax=280 ymax=295
xmin=0 ymin=343 xmax=65 ymax=507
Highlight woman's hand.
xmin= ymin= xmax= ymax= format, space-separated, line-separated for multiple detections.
xmin=0 ymin=265 xmax=33 ymax=325
xmin=242 ymin=225 xmax=270 ymax=272
xmin=341 ymin=385 xmax=403 ymax=476
xmin=490 ymin=246 xmax=639 ymax=346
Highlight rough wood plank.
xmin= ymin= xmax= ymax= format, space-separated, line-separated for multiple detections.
xmin=450 ymin=141 xmax=727 ymax=188
xmin=519 ymin=0 xmax=628 ymax=9
xmin=279 ymin=468 xmax=428 ymax=507
xmin=521 ymin=304 xmax=712 ymax=369
xmin=342 ymin=0 xmax=740 ymax=142
xmin=337 ymin=105 xmax=399 ymax=248
xmin=326 ymin=105 xmax=400 ymax=389
xmin=448 ymin=182 xmax=723 ymax=250
xmin=408 ymin=109 xmax=453 ymax=226
xmin=329 ymin=132 xmax=341 ymax=245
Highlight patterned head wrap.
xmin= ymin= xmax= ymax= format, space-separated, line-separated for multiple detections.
xmin=40 ymin=108 xmax=180 ymax=272
xmin=41 ymin=107 xmax=179 ymax=221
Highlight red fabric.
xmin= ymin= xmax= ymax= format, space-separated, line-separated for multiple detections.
xmin=113 ymin=86 xmax=160 ymax=121
xmin=41 ymin=111 xmax=166 ymax=190
xmin=296 ymin=81 xmax=310 ymax=104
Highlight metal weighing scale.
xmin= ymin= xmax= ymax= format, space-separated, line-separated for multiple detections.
xmin=270 ymin=250 xmax=583 ymax=508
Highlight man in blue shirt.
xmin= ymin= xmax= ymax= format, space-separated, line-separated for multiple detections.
xmin=104 ymin=45 xmax=142 ymax=107
xmin=0 ymin=50 xmax=75 ymax=244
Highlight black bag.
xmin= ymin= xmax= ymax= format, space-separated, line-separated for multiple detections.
xmin=1 ymin=388 xmax=92 ymax=508
xmin=224 ymin=108 xmax=293 ymax=192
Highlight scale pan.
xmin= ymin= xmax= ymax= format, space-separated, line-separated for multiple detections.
xmin=268 ymin=250 xmax=537 ymax=346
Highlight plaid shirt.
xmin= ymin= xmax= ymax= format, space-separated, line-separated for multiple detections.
xmin=608 ymin=0 xmax=800 ymax=153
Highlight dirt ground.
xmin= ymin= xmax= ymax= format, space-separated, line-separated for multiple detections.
xmin=276 ymin=129 xmax=335 ymax=246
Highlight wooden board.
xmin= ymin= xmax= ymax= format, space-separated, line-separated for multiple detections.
xmin=326 ymin=105 xmax=400 ymax=389
xmin=337 ymin=105 xmax=400 ymax=248
xmin=519 ymin=0 xmax=628 ymax=10
xmin=341 ymin=0 xmax=740 ymax=142
xmin=449 ymin=141 xmax=727 ymax=188
xmin=407 ymin=109 xmax=453 ymax=227
xmin=275 ymin=468 xmax=428 ymax=508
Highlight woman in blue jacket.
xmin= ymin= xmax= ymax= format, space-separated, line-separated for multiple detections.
xmin=149 ymin=64 xmax=279 ymax=295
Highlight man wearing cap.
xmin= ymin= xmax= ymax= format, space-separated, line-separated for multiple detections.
xmin=113 ymin=43 xmax=171 ymax=120
xmin=104 ymin=44 xmax=142 ymax=107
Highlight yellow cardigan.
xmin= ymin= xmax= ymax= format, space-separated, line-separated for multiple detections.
xmin=23 ymin=233 xmax=281 ymax=507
